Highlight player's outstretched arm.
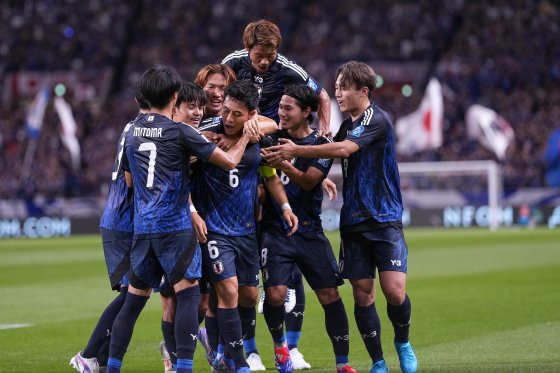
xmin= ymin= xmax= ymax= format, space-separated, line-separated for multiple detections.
xmin=264 ymin=138 xmax=360 ymax=163
xmin=317 ymin=88 xmax=332 ymax=137
xmin=261 ymin=148 xmax=324 ymax=191
xmin=263 ymin=174 xmax=298 ymax=235
xmin=257 ymin=115 xmax=279 ymax=136
xmin=188 ymin=194 xmax=207 ymax=243
xmin=208 ymin=122 xmax=259 ymax=169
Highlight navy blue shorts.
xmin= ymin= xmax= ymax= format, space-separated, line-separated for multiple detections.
xmin=261 ymin=227 xmax=343 ymax=290
xmin=129 ymin=229 xmax=198 ymax=289
xmin=339 ymin=226 xmax=408 ymax=279
xmin=154 ymin=243 xmax=202 ymax=297
xmin=101 ymin=228 xmax=132 ymax=290
xmin=201 ymin=232 xmax=259 ymax=286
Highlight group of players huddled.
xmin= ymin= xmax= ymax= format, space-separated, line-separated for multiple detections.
xmin=70 ymin=19 xmax=418 ymax=373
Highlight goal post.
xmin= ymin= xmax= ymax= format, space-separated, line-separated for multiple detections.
xmin=328 ymin=160 xmax=503 ymax=231
xmin=398 ymin=160 xmax=503 ymax=231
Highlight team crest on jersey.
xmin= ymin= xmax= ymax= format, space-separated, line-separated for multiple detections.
xmin=348 ymin=125 xmax=365 ymax=138
xmin=212 ymin=260 xmax=224 ymax=275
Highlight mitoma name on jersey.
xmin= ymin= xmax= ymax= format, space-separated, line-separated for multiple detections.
xmin=133 ymin=127 xmax=163 ymax=138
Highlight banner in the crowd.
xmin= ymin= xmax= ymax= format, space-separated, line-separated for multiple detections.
xmin=396 ymin=78 xmax=443 ymax=155
xmin=466 ymin=104 xmax=514 ymax=160
xmin=24 ymin=87 xmax=50 ymax=139
xmin=54 ymin=96 xmax=81 ymax=170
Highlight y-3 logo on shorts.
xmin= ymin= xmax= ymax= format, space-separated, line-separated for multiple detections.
xmin=190 ymin=334 xmax=198 ymax=340
xmin=391 ymin=260 xmax=402 ymax=266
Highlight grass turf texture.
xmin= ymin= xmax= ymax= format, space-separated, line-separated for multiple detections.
xmin=1 ymin=228 xmax=559 ymax=372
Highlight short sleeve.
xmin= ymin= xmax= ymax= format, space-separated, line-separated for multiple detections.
xmin=180 ymin=124 xmax=217 ymax=161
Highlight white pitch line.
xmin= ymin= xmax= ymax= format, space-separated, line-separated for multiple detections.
xmin=0 ymin=323 xmax=32 ymax=330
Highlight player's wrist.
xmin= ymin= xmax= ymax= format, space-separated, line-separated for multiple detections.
xmin=280 ymin=202 xmax=292 ymax=211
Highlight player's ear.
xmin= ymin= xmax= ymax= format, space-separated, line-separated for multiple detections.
xmin=249 ymin=109 xmax=258 ymax=118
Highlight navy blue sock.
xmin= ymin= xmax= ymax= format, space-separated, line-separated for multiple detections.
xmin=83 ymin=287 xmax=127 ymax=358
xmin=285 ymin=280 xmax=305 ymax=346
xmin=263 ymin=301 xmax=286 ymax=344
xmin=205 ymin=315 xmax=219 ymax=354
xmin=354 ymin=303 xmax=383 ymax=363
xmin=175 ymin=286 xmax=200 ymax=361
xmin=161 ymin=320 xmax=177 ymax=365
xmin=108 ymin=292 xmax=149 ymax=361
xmin=238 ymin=306 xmax=258 ymax=355
xmin=323 ymin=298 xmax=350 ymax=358
xmin=96 ymin=339 xmax=110 ymax=367
xmin=387 ymin=294 xmax=411 ymax=343
xmin=217 ymin=307 xmax=248 ymax=369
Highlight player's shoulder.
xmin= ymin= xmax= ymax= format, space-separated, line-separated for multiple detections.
xmin=276 ymin=53 xmax=308 ymax=81
xmin=362 ymin=104 xmax=391 ymax=127
xmin=222 ymin=49 xmax=248 ymax=65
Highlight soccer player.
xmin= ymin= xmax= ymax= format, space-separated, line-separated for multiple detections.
xmin=105 ymin=63 xmax=258 ymax=373
xmin=222 ymin=19 xmax=331 ymax=136
xmin=264 ymin=61 xmax=418 ymax=373
xmin=260 ymin=84 xmax=357 ymax=373
xmin=191 ymin=80 xmax=298 ymax=373
xmin=194 ymin=63 xmax=237 ymax=120
xmin=224 ymin=20 xmax=333 ymax=364
xmin=157 ymin=81 xmax=212 ymax=372
xmin=69 ymin=94 xmax=149 ymax=373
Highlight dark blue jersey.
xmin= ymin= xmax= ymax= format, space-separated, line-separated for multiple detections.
xmin=122 ymin=113 xmax=216 ymax=234
xmin=263 ymin=130 xmax=332 ymax=233
xmin=222 ymin=50 xmax=322 ymax=123
xmin=99 ymin=119 xmax=135 ymax=232
xmin=192 ymin=118 xmax=260 ymax=236
xmin=333 ymin=104 xmax=403 ymax=228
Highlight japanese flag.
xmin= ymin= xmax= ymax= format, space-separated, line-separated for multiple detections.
xmin=396 ymin=78 xmax=443 ymax=155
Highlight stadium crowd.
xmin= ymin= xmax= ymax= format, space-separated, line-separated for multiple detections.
xmin=1 ymin=0 xmax=559 ymax=201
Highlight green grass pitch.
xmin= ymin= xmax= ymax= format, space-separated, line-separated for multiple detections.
xmin=1 ymin=228 xmax=560 ymax=372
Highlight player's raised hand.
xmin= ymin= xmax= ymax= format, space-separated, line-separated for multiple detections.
xmin=191 ymin=211 xmax=208 ymax=243
xmin=243 ymin=117 xmax=261 ymax=143
xmin=282 ymin=208 xmax=298 ymax=236
xmin=322 ymin=177 xmax=337 ymax=201
xmin=263 ymin=138 xmax=298 ymax=163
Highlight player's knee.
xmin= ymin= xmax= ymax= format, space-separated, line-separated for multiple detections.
xmin=238 ymin=288 xmax=258 ymax=307
xmin=382 ymin=285 xmax=405 ymax=305
xmin=161 ymin=298 xmax=176 ymax=322
xmin=266 ymin=287 xmax=286 ymax=306
xmin=315 ymin=287 xmax=340 ymax=305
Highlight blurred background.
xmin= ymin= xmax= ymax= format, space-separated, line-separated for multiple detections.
xmin=1 ymin=0 xmax=560 ymax=237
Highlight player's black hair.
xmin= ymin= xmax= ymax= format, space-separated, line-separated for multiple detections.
xmin=137 ymin=62 xmax=182 ymax=110
xmin=283 ymin=84 xmax=319 ymax=124
xmin=134 ymin=90 xmax=150 ymax=110
xmin=224 ymin=80 xmax=259 ymax=111
xmin=176 ymin=81 xmax=208 ymax=108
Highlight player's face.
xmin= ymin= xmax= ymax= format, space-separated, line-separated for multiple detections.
xmin=222 ymin=97 xmax=253 ymax=136
xmin=203 ymin=73 xmax=228 ymax=117
xmin=278 ymin=95 xmax=307 ymax=130
xmin=335 ymin=75 xmax=362 ymax=114
xmin=173 ymin=100 xmax=204 ymax=127
xmin=248 ymin=45 xmax=277 ymax=74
